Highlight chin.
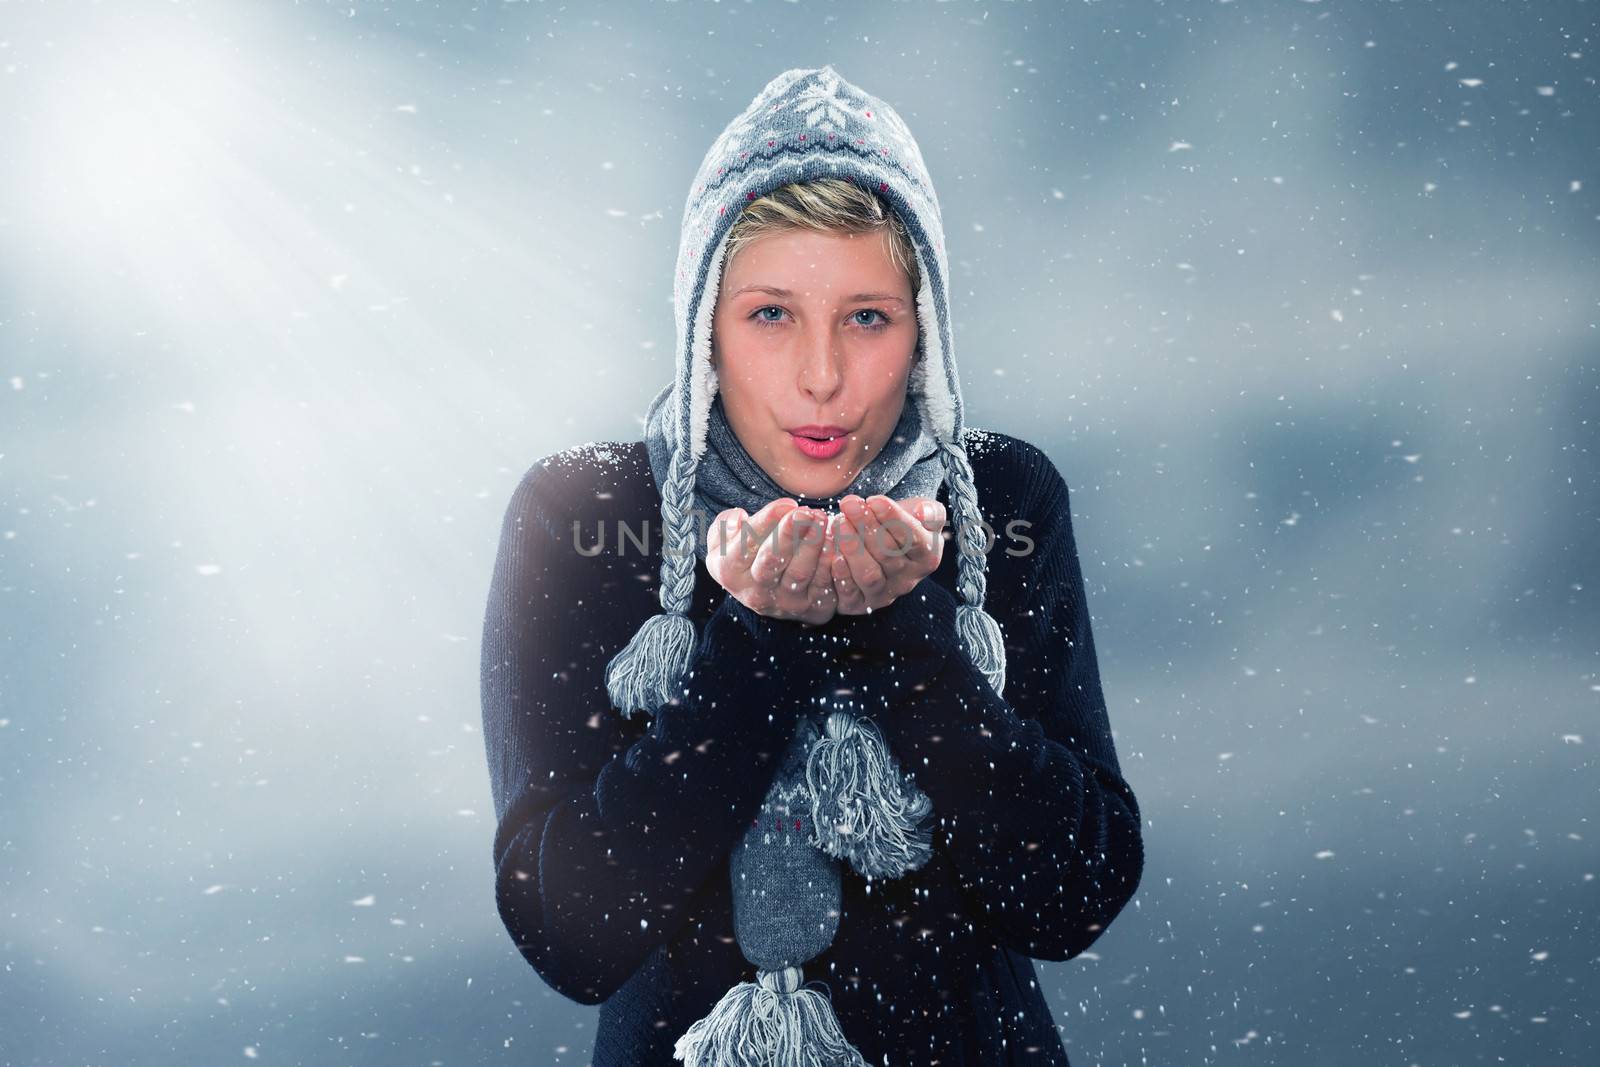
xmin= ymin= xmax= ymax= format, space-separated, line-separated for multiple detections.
xmin=776 ymin=476 xmax=841 ymax=501
xmin=768 ymin=452 xmax=855 ymax=501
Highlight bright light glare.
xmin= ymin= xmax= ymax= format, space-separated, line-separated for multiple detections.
xmin=23 ymin=25 xmax=246 ymax=256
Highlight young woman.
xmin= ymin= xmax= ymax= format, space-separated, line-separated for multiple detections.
xmin=481 ymin=66 xmax=1144 ymax=1065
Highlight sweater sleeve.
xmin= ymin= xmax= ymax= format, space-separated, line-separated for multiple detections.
xmin=819 ymin=462 xmax=1144 ymax=962
xmin=480 ymin=462 xmax=824 ymax=1005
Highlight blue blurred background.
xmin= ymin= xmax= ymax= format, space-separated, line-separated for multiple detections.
xmin=2 ymin=1 xmax=1595 ymax=1064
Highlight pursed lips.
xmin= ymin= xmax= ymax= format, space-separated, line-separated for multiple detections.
xmin=789 ymin=425 xmax=850 ymax=440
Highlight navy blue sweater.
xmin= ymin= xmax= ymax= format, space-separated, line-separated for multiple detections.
xmin=479 ymin=429 xmax=1143 ymax=1065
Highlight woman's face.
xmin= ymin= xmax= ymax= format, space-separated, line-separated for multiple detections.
xmin=710 ymin=227 xmax=919 ymax=501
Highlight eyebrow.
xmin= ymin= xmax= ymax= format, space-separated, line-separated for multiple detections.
xmin=730 ymin=284 xmax=907 ymax=306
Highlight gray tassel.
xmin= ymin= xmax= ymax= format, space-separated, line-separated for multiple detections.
xmin=956 ymin=602 xmax=1007 ymax=697
xmin=672 ymin=964 xmax=869 ymax=1066
xmin=805 ymin=710 xmax=934 ymax=879
xmin=604 ymin=610 xmax=696 ymax=719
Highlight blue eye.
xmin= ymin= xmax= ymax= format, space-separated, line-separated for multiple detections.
xmin=748 ymin=306 xmax=893 ymax=332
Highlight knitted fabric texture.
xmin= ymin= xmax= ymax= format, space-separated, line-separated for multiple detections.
xmin=604 ymin=65 xmax=1007 ymax=1064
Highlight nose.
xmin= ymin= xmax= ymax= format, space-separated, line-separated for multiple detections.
xmin=796 ymin=324 xmax=844 ymax=405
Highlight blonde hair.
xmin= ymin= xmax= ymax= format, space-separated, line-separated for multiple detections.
xmin=720 ymin=178 xmax=922 ymax=306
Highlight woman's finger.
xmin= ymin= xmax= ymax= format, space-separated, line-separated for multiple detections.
xmin=842 ymin=495 xmax=887 ymax=563
xmin=704 ymin=507 xmax=744 ymax=586
xmin=707 ymin=507 xmax=749 ymax=569
xmin=761 ymin=507 xmax=824 ymax=603
xmin=831 ymin=530 xmax=866 ymax=614
xmin=833 ymin=512 xmax=887 ymax=608
xmin=780 ymin=508 xmax=829 ymax=594
xmin=866 ymin=495 xmax=931 ymax=563
xmin=837 ymin=501 xmax=889 ymax=597
xmin=914 ymin=499 xmax=948 ymax=572
xmin=847 ymin=494 xmax=912 ymax=580
xmin=721 ymin=499 xmax=796 ymax=582
xmin=801 ymin=528 xmax=840 ymax=623
xmin=749 ymin=505 xmax=804 ymax=587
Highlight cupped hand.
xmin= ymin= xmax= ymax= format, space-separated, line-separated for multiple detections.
xmin=829 ymin=494 xmax=948 ymax=616
xmin=705 ymin=498 xmax=839 ymax=626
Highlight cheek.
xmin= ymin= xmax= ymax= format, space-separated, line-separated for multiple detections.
xmin=719 ymin=353 xmax=770 ymax=391
xmin=865 ymin=352 xmax=915 ymax=395
xmin=710 ymin=327 xmax=751 ymax=379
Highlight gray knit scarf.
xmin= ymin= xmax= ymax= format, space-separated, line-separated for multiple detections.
xmin=604 ymin=65 xmax=1010 ymax=1065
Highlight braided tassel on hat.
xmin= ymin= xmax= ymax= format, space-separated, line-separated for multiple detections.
xmin=604 ymin=446 xmax=702 ymax=718
xmin=940 ymin=440 xmax=1008 ymax=696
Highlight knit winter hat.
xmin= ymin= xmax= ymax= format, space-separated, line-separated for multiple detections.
xmin=606 ymin=63 xmax=1007 ymax=717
